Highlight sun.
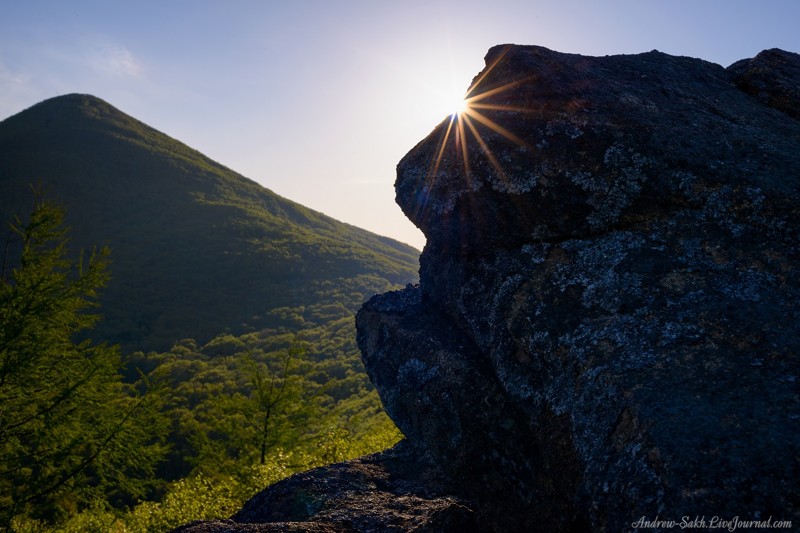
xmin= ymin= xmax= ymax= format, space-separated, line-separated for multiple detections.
xmin=433 ymin=85 xmax=469 ymax=119
xmin=448 ymin=92 xmax=469 ymax=117
xmin=424 ymin=46 xmax=535 ymax=195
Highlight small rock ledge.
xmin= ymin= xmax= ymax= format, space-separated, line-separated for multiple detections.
xmin=175 ymin=441 xmax=481 ymax=532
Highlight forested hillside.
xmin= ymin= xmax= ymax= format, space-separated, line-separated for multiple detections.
xmin=0 ymin=95 xmax=418 ymax=531
xmin=0 ymin=94 xmax=419 ymax=352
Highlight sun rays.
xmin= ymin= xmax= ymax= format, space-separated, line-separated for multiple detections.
xmin=425 ymin=46 xmax=535 ymax=201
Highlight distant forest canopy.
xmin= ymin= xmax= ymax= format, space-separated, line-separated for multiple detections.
xmin=0 ymin=94 xmax=417 ymax=531
xmin=0 ymin=198 xmax=401 ymax=531
xmin=0 ymin=93 xmax=419 ymax=353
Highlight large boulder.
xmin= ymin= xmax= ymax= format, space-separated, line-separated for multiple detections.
xmin=363 ymin=45 xmax=800 ymax=530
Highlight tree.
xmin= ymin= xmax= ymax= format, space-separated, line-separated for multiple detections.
xmin=250 ymin=347 xmax=295 ymax=466
xmin=227 ymin=341 xmax=317 ymax=468
xmin=0 ymin=194 xmax=165 ymax=526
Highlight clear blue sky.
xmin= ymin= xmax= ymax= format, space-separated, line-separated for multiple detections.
xmin=2 ymin=1 xmax=798 ymax=249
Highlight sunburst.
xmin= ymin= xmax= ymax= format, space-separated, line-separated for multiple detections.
xmin=426 ymin=46 xmax=535 ymax=191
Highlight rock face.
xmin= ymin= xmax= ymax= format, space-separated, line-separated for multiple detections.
xmin=361 ymin=45 xmax=800 ymax=530
xmin=182 ymin=45 xmax=800 ymax=531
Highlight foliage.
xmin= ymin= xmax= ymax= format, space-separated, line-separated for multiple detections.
xmin=0 ymin=197 xmax=167 ymax=527
xmin=0 ymin=198 xmax=402 ymax=532
xmin=132 ymin=315 xmax=400 ymax=484
xmin=0 ymin=95 xmax=414 ymax=530
xmin=13 ymin=424 xmax=401 ymax=533
xmin=0 ymin=202 xmax=401 ymax=530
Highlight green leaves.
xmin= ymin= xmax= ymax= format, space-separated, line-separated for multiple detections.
xmin=0 ymin=195 xmax=403 ymax=531
xmin=0 ymin=197 xmax=166 ymax=526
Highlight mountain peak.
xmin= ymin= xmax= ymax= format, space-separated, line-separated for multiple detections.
xmin=34 ymin=92 xmax=109 ymax=107
xmin=8 ymin=93 xmax=125 ymax=127
xmin=0 ymin=95 xmax=419 ymax=351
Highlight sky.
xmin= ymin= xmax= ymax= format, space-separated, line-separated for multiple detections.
xmin=2 ymin=1 xmax=799 ymax=250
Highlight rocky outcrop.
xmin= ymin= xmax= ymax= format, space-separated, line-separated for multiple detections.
xmin=729 ymin=48 xmax=800 ymax=120
xmin=182 ymin=45 xmax=800 ymax=531
xmin=175 ymin=441 xmax=480 ymax=532
xmin=362 ymin=44 xmax=800 ymax=530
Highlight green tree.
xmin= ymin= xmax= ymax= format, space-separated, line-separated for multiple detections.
xmin=249 ymin=345 xmax=297 ymax=466
xmin=0 ymin=195 xmax=165 ymax=526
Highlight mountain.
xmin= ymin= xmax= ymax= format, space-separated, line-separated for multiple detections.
xmin=0 ymin=94 xmax=419 ymax=352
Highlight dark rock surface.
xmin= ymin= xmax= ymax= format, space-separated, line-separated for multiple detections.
xmin=181 ymin=45 xmax=800 ymax=531
xmin=374 ymin=44 xmax=800 ymax=530
xmin=729 ymin=48 xmax=800 ymax=121
xmin=174 ymin=442 xmax=481 ymax=532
